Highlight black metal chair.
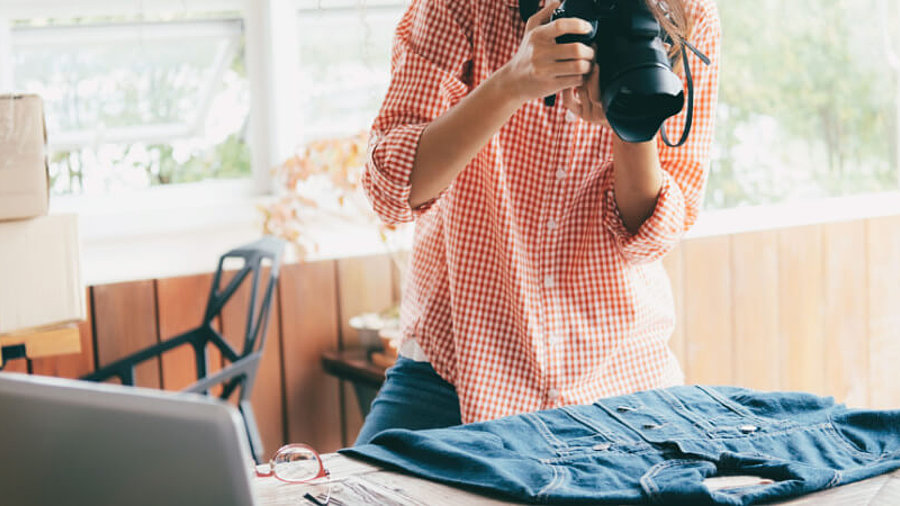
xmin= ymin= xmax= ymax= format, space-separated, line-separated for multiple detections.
xmin=81 ymin=236 xmax=285 ymax=464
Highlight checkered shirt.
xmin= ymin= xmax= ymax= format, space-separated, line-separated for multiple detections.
xmin=361 ymin=0 xmax=721 ymax=423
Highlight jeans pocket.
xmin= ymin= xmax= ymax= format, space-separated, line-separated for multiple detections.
xmin=826 ymin=410 xmax=900 ymax=458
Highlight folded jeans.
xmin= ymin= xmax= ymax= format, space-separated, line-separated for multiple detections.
xmin=341 ymin=385 xmax=900 ymax=505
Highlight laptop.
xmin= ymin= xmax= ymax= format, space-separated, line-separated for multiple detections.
xmin=0 ymin=372 xmax=257 ymax=506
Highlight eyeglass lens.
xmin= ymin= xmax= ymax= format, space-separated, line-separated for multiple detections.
xmin=273 ymin=446 xmax=322 ymax=482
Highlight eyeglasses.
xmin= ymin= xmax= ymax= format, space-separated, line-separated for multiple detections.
xmin=255 ymin=443 xmax=332 ymax=505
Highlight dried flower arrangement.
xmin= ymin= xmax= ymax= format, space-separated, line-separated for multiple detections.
xmin=260 ymin=131 xmax=400 ymax=260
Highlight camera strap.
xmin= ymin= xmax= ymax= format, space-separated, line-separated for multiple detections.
xmin=661 ymin=39 xmax=711 ymax=148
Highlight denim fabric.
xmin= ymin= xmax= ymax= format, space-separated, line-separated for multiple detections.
xmin=341 ymin=385 xmax=900 ymax=505
xmin=354 ymin=357 xmax=462 ymax=446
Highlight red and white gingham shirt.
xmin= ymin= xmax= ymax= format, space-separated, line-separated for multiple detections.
xmin=362 ymin=0 xmax=721 ymax=423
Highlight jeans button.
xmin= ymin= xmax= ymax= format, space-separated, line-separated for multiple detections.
xmin=739 ymin=424 xmax=759 ymax=434
xmin=616 ymin=406 xmax=635 ymax=413
xmin=592 ymin=443 xmax=612 ymax=451
xmin=643 ymin=423 xmax=661 ymax=430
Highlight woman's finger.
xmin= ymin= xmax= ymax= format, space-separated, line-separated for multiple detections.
xmin=585 ymin=64 xmax=602 ymax=105
xmin=549 ymin=59 xmax=593 ymax=78
xmin=525 ymin=1 xmax=561 ymax=32
xmin=562 ymin=87 xmax=583 ymax=118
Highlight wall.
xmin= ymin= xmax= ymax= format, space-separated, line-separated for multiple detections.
xmin=5 ymin=215 xmax=900 ymax=454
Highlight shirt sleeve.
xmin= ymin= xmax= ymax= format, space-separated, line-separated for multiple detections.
xmin=361 ymin=0 xmax=473 ymax=225
xmin=601 ymin=5 xmax=722 ymax=265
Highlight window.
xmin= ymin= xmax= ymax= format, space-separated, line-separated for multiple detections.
xmin=296 ymin=0 xmax=407 ymax=141
xmin=8 ymin=13 xmax=250 ymax=195
xmin=708 ymin=0 xmax=900 ymax=210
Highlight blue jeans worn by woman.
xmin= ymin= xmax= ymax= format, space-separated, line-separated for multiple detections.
xmin=354 ymin=356 xmax=461 ymax=446
xmin=344 ymin=384 xmax=900 ymax=505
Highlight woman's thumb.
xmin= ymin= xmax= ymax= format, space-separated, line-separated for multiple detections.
xmin=525 ymin=1 xmax=561 ymax=32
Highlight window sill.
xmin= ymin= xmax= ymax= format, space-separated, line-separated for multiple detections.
xmin=689 ymin=191 xmax=900 ymax=239
xmin=53 ymin=183 xmax=900 ymax=286
xmin=50 ymin=180 xmax=409 ymax=286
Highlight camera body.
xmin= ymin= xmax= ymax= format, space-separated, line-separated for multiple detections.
xmin=551 ymin=0 xmax=684 ymax=143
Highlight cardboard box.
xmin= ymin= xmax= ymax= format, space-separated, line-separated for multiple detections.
xmin=0 ymin=94 xmax=49 ymax=221
xmin=0 ymin=214 xmax=85 ymax=334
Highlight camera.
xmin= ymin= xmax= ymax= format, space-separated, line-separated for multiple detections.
xmin=550 ymin=0 xmax=686 ymax=144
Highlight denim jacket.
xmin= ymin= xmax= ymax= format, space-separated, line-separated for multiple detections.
xmin=342 ymin=385 xmax=900 ymax=505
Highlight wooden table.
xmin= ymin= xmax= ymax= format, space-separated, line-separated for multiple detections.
xmin=254 ymin=453 xmax=900 ymax=505
xmin=315 ymin=352 xmax=900 ymax=504
xmin=321 ymin=349 xmax=388 ymax=417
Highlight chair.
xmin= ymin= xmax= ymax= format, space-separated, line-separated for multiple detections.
xmin=81 ymin=236 xmax=285 ymax=464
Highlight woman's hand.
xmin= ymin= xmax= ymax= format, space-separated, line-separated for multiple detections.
xmin=561 ymin=63 xmax=609 ymax=126
xmin=500 ymin=1 xmax=596 ymax=104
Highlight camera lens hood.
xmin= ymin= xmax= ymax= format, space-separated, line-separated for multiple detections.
xmin=602 ymin=64 xmax=684 ymax=143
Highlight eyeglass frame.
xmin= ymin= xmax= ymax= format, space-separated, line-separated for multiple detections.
xmin=254 ymin=443 xmax=330 ymax=484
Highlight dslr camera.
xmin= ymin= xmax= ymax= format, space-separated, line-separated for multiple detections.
xmin=550 ymin=0 xmax=692 ymax=145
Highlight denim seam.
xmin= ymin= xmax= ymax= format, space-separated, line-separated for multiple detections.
xmin=559 ymin=406 xmax=620 ymax=442
xmin=707 ymin=421 xmax=832 ymax=442
xmin=539 ymin=445 xmax=656 ymax=464
xmin=640 ymin=459 xmax=698 ymax=499
xmin=826 ymin=470 xmax=842 ymax=489
xmin=596 ymin=402 xmax=657 ymax=444
xmin=525 ymin=412 xmax=569 ymax=450
xmin=536 ymin=461 xmax=564 ymax=500
xmin=696 ymin=386 xmax=772 ymax=425
xmin=822 ymin=420 xmax=881 ymax=461
xmin=657 ymin=388 xmax=715 ymax=432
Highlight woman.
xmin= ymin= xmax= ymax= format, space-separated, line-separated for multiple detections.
xmin=356 ymin=0 xmax=721 ymax=444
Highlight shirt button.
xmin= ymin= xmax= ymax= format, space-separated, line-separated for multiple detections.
xmin=555 ymin=169 xmax=567 ymax=180
xmin=565 ymin=109 xmax=578 ymax=123
xmin=548 ymin=388 xmax=560 ymax=401
xmin=547 ymin=218 xmax=558 ymax=231
xmin=543 ymin=275 xmax=554 ymax=288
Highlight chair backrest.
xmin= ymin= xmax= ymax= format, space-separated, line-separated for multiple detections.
xmin=81 ymin=235 xmax=285 ymax=462
xmin=202 ymin=235 xmax=285 ymax=371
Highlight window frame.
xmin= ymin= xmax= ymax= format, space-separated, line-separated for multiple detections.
xmin=2 ymin=0 xmax=900 ymax=284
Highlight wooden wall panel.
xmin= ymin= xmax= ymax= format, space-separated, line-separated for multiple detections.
xmin=92 ymin=280 xmax=160 ymax=387
xmin=31 ymin=287 xmax=96 ymax=379
xmin=279 ymin=261 xmax=343 ymax=453
xmin=731 ymin=230 xmax=780 ymax=391
xmin=867 ymin=216 xmax=900 ymax=409
xmin=823 ymin=221 xmax=868 ymax=407
xmin=336 ymin=255 xmax=394 ymax=446
xmin=661 ymin=245 xmax=686 ymax=365
xmin=777 ymin=226 xmax=826 ymax=395
xmin=156 ymin=274 xmax=216 ymax=391
xmin=220 ymin=267 xmax=286 ymax=456
xmin=682 ymin=236 xmax=733 ymax=385
xmin=20 ymin=214 xmax=900 ymax=456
